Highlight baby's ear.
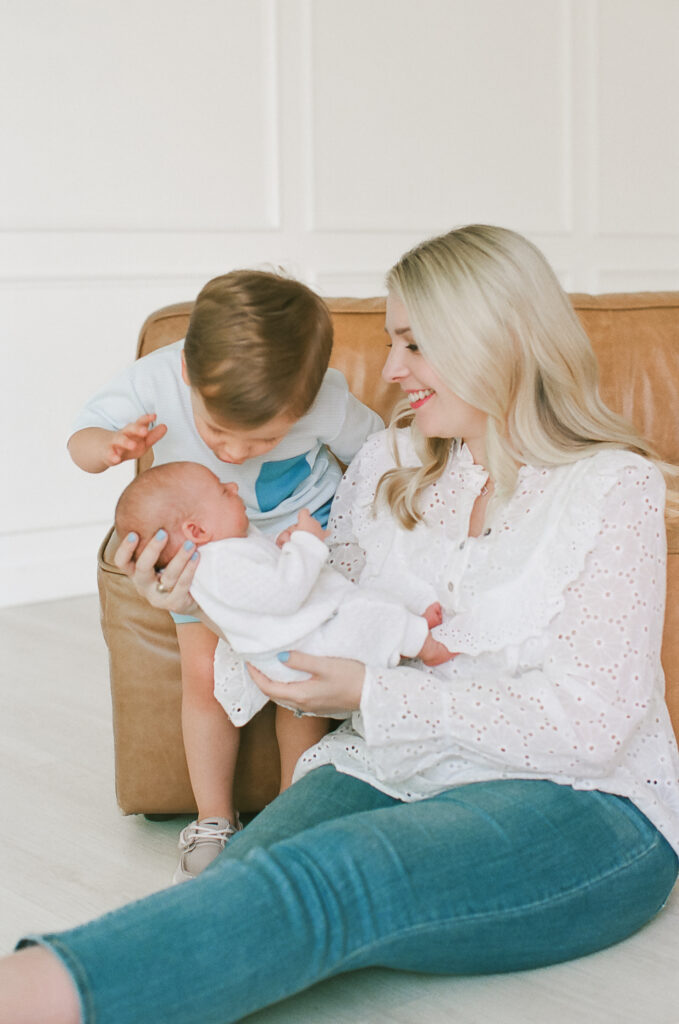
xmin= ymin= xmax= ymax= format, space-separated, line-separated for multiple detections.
xmin=182 ymin=518 xmax=211 ymax=544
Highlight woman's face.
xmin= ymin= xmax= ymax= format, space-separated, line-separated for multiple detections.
xmin=383 ymin=292 xmax=488 ymax=462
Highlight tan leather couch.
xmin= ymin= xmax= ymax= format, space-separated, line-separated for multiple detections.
xmin=97 ymin=293 xmax=679 ymax=815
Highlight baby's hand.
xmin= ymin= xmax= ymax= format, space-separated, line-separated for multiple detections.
xmin=418 ymin=633 xmax=457 ymax=666
xmin=423 ymin=602 xmax=443 ymax=629
xmin=419 ymin=603 xmax=457 ymax=665
xmin=291 ymin=509 xmax=327 ymax=541
xmin=275 ymin=509 xmax=327 ymax=548
xmin=105 ymin=414 xmax=167 ymax=467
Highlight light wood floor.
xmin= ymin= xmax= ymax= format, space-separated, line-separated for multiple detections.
xmin=1 ymin=595 xmax=678 ymax=1023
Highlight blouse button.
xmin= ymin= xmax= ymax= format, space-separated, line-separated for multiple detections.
xmin=459 ymin=541 xmax=465 ymax=550
xmin=447 ymin=581 xmax=454 ymax=592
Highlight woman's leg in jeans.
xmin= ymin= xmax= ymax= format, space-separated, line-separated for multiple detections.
xmin=9 ymin=772 xmax=679 ymax=1024
xmin=2 ymin=767 xmax=393 ymax=1024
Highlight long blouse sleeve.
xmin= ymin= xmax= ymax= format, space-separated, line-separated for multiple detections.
xmin=358 ymin=459 xmax=668 ymax=784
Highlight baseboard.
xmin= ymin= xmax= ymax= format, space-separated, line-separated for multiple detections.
xmin=0 ymin=523 xmax=109 ymax=607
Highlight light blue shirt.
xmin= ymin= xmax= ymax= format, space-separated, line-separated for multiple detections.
xmin=71 ymin=340 xmax=383 ymax=535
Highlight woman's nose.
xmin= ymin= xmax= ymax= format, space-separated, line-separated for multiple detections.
xmin=382 ymin=346 xmax=407 ymax=383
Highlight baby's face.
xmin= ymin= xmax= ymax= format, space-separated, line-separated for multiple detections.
xmin=194 ymin=469 xmax=249 ymax=541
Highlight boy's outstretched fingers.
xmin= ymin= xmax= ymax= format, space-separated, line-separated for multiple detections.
xmin=108 ymin=414 xmax=168 ymax=467
xmin=145 ymin=420 xmax=168 ymax=448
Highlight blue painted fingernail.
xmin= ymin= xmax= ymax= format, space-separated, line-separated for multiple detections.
xmin=183 ymin=540 xmax=195 ymax=551
xmin=277 ymin=651 xmax=290 ymax=663
xmin=155 ymin=529 xmax=167 ymax=540
xmin=191 ymin=552 xmax=199 ymax=561
xmin=126 ymin=532 xmax=138 ymax=543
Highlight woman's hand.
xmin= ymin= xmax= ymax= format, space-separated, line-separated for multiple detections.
xmin=247 ymin=652 xmax=365 ymax=717
xmin=113 ymin=530 xmax=200 ymax=614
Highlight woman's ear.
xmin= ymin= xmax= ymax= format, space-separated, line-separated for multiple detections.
xmin=181 ymin=519 xmax=211 ymax=544
xmin=180 ymin=351 xmax=190 ymax=386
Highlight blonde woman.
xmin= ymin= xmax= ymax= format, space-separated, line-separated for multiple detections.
xmin=3 ymin=226 xmax=678 ymax=1024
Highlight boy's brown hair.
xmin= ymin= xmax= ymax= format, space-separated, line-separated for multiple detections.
xmin=183 ymin=270 xmax=333 ymax=428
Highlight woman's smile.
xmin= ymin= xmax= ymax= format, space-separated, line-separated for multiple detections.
xmin=406 ymin=388 xmax=435 ymax=409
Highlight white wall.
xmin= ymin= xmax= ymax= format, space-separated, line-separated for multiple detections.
xmin=1 ymin=0 xmax=677 ymax=607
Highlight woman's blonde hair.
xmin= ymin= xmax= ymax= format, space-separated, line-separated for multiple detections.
xmin=378 ymin=224 xmax=679 ymax=527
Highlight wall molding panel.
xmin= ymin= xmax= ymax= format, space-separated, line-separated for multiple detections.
xmin=2 ymin=0 xmax=677 ymax=606
xmin=307 ymin=0 xmax=573 ymax=235
xmin=595 ymin=0 xmax=679 ymax=236
xmin=0 ymin=0 xmax=281 ymax=233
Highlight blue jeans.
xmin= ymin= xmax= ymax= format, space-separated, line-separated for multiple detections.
xmin=21 ymin=769 xmax=678 ymax=1023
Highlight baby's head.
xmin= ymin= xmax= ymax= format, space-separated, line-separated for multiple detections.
xmin=115 ymin=462 xmax=249 ymax=569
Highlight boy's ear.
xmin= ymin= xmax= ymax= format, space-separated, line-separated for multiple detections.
xmin=180 ymin=351 xmax=190 ymax=386
xmin=181 ymin=518 xmax=212 ymax=544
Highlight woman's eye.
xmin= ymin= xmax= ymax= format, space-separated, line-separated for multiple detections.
xmin=384 ymin=338 xmax=418 ymax=352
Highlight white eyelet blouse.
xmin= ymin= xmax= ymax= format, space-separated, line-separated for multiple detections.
xmin=295 ymin=428 xmax=679 ymax=855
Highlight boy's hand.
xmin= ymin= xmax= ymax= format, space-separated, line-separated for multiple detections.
xmin=68 ymin=416 xmax=168 ymax=473
xmin=106 ymin=414 xmax=167 ymax=466
xmin=275 ymin=509 xmax=327 ymax=548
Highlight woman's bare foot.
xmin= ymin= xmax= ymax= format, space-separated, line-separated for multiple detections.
xmin=0 ymin=946 xmax=81 ymax=1024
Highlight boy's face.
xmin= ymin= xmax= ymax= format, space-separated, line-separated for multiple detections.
xmin=192 ymin=469 xmax=250 ymax=542
xmin=182 ymin=354 xmax=297 ymax=463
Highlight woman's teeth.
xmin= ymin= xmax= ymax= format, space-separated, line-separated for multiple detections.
xmin=408 ymin=388 xmax=435 ymax=407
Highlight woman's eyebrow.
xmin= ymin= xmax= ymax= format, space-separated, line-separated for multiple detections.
xmin=383 ymin=325 xmax=413 ymax=335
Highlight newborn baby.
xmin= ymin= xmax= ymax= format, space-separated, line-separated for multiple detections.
xmin=115 ymin=462 xmax=453 ymax=723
